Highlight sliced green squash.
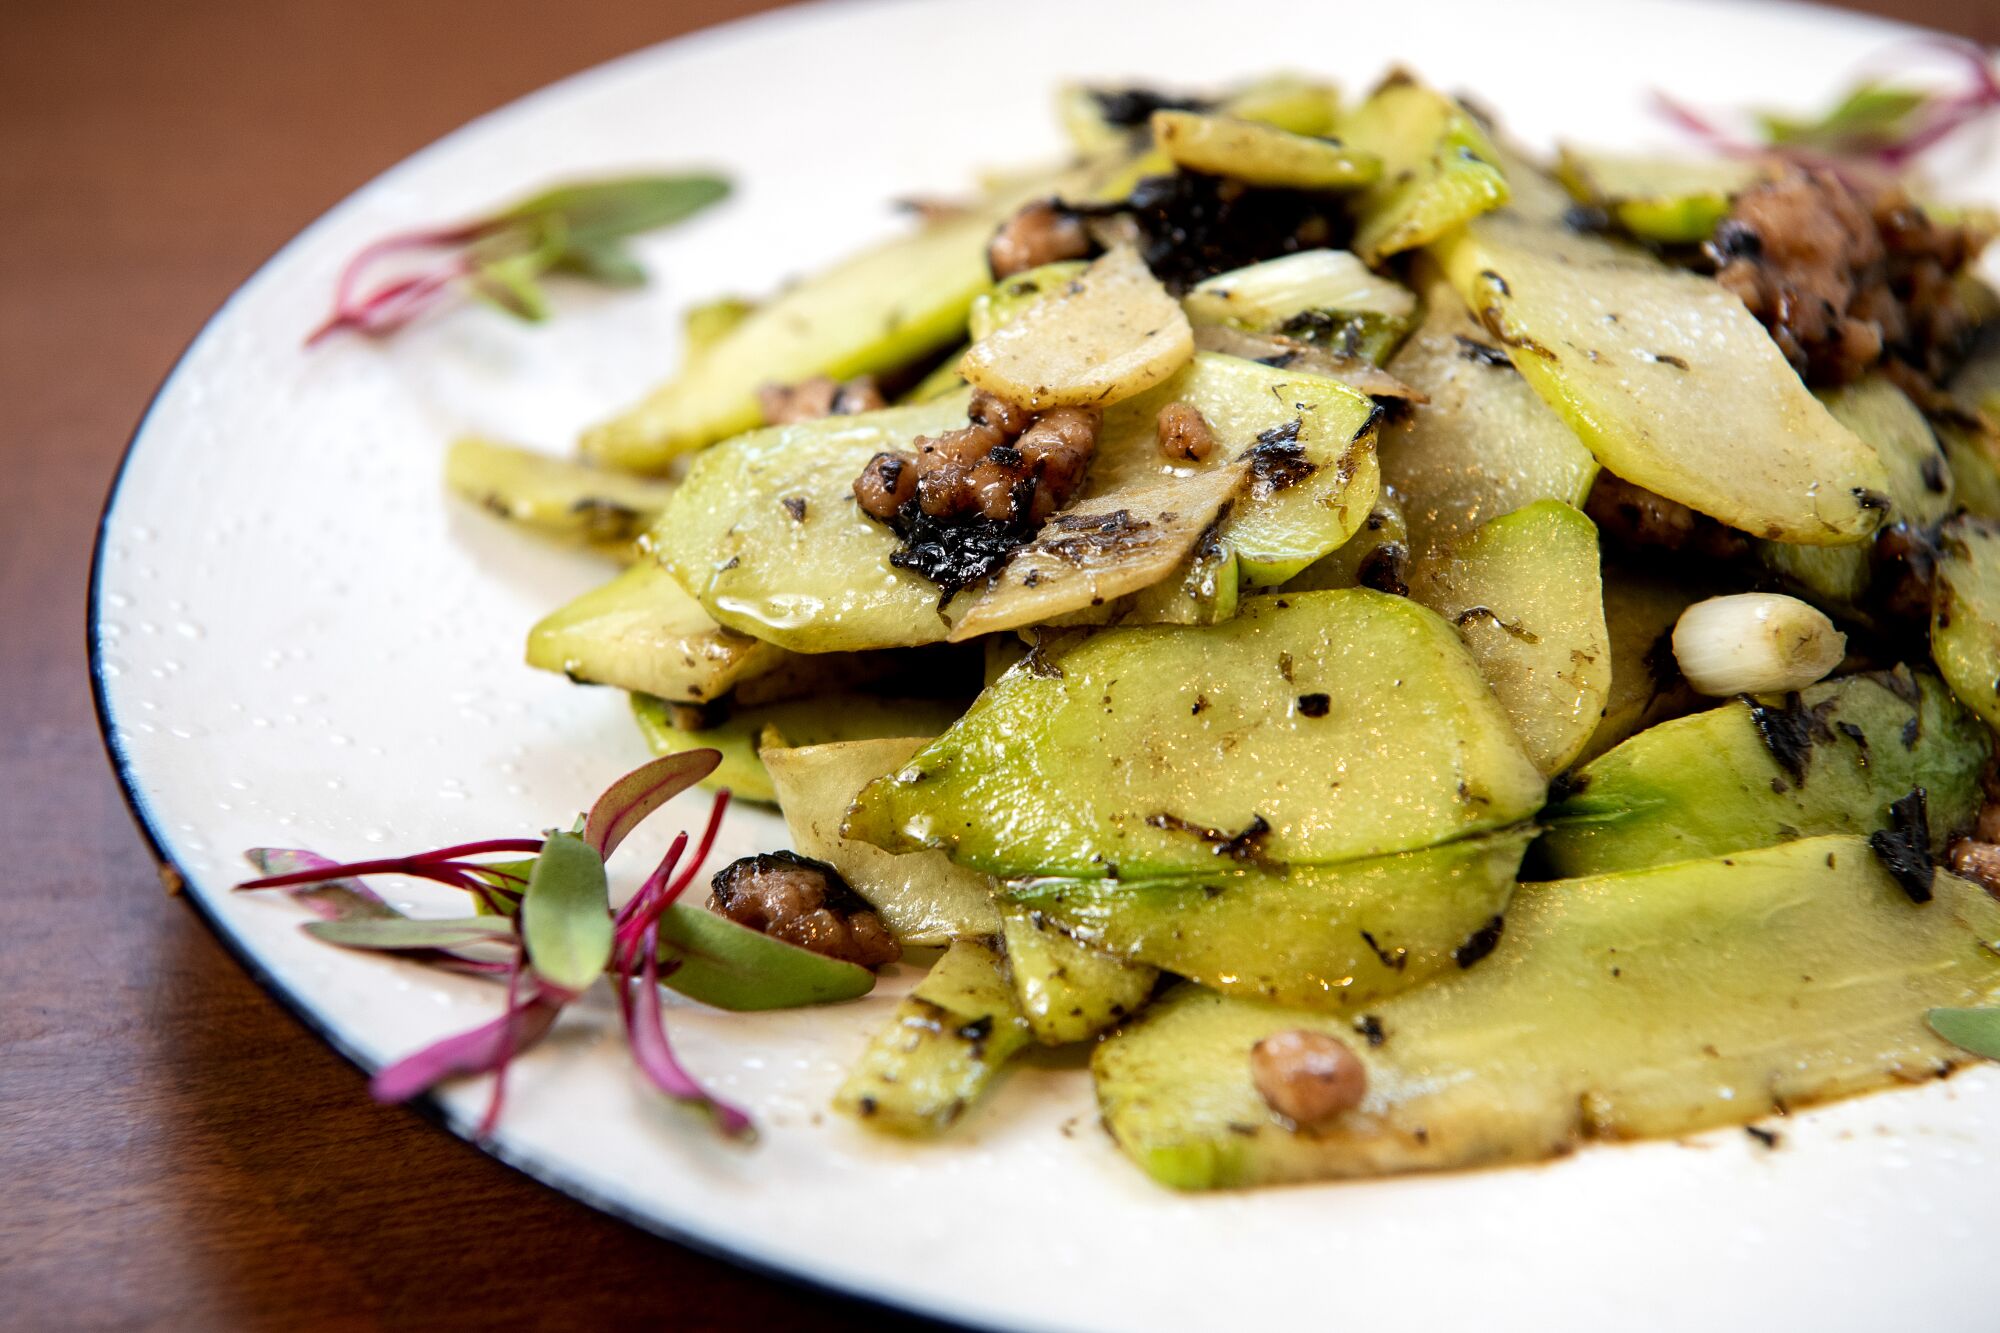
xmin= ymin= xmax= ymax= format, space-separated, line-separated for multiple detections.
xmin=1339 ymin=77 xmax=1510 ymax=264
xmin=764 ymin=737 xmax=1000 ymax=945
xmin=446 ymin=437 xmax=675 ymax=556
xmin=1409 ymin=500 xmax=1609 ymax=775
xmin=847 ymin=589 xmax=1546 ymax=878
xmin=967 ymin=260 xmax=1089 ymax=341
xmin=1000 ymin=905 xmax=1158 ymax=1045
xmin=1554 ymin=148 xmax=1759 ymax=244
xmin=1184 ymin=250 xmax=1416 ymax=365
xmin=1542 ymin=668 xmax=1988 ymax=877
xmin=1434 ymin=207 xmax=1888 ymax=544
xmin=1759 ymin=376 xmax=1952 ymax=613
xmin=1281 ymin=492 xmax=1409 ymax=593
xmin=583 ymin=213 xmax=994 ymax=472
xmin=833 ymin=938 xmax=1033 ymax=1136
xmin=1939 ymin=420 xmax=2000 ymax=522
xmin=1932 ymin=516 xmax=2000 ymax=730
xmin=1009 ymin=826 xmax=1530 ymax=1012
xmin=1094 ymin=836 xmax=2000 ymax=1189
xmin=652 ymin=395 xmax=973 ymax=652
xmin=526 ymin=561 xmax=788 ymax=703
xmin=631 ymin=692 xmax=966 ymax=805
xmin=1380 ymin=271 xmax=1598 ymax=567
xmin=1151 ymin=110 xmax=1379 ymax=191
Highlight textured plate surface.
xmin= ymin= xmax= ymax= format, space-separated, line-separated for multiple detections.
xmin=93 ymin=1 xmax=2000 ymax=1328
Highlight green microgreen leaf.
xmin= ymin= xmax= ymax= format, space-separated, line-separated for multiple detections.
xmin=656 ymin=902 xmax=875 ymax=1011
xmin=555 ymin=239 xmax=649 ymax=287
xmin=1926 ymin=1006 xmax=2000 ymax=1059
xmin=304 ymin=916 xmax=517 ymax=951
xmin=499 ymin=175 xmax=731 ymax=249
xmin=521 ymin=831 xmax=613 ymax=993
xmin=1758 ymin=83 xmax=1930 ymax=152
xmin=471 ymin=249 xmax=553 ymax=323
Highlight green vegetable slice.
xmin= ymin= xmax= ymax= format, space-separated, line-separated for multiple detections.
xmin=1095 ymin=836 xmax=2000 ymax=1189
xmin=1151 ymin=110 xmax=1380 ymax=190
xmin=1932 ymin=516 xmax=2000 ymax=730
xmin=527 ymin=561 xmax=788 ymax=703
xmin=446 ymin=437 xmax=675 ymax=554
xmin=1542 ymin=668 xmax=1988 ymax=877
xmin=848 ymin=589 xmax=1545 ymax=878
xmin=583 ymin=213 xmax=995 ymax=472
xmin=1553 ymin=147 xmax=1759 ymax=244
xmin=1000 ymin=905 xmax=1158 ymax=1045
xmin=833 ymin=938 xmax=1033 ymax=1136
xmin=1008 ymin=826 xmax=1530 ymax=1011
xmin=1340 ymin=77 xmax=1510 ymax=263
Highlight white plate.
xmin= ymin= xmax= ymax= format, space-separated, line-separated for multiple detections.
xmin=92 ymin=1 xmax=2000 ymax=1328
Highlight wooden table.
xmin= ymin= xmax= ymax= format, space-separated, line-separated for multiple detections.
xmin=4 ymin=0 xmax=1995 ymax=1326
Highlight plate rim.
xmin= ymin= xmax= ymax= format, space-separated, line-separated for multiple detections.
xmin=82 ymin=0 xmax=1964 ymax=1328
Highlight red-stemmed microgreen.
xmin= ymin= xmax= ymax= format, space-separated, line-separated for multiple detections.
xmin=1654 ymin=37 xmax=2000 ymax=176
xmin=308 ymin=173 xmax=730 ymax=345
xmin=237 ymin=748 xmax=880 ymax=1141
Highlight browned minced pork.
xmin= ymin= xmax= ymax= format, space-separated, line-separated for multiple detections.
xmin=1948 ymin=838 xmax=2000 ymax=896
xmin=1584 ymin=472 xmax=1750 ymax=562
xmin=987 ymin=199 xmax=1093 ymax=279
xmin=1249 ymin=1029 xmax=1367 ymax=1125
xmin=708 ymin=851 xmax=901 ymax=969
xmin=1708 ymin=165 xmax=1983 ymax=388
xmin=756 ymin=374 xmax=887 ymax=426
xmin=1155 ymin=400 xmax=1216 ymax=462
xmin=858 ymin=389 xmax=1102 ymax=528
xmin=854 ymin=451 xmax=919 ymax=519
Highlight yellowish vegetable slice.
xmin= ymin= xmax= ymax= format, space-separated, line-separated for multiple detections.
xmin=1760 ymin=376 xmax=1952 ymax=612
xmin=848 ymin=589 xmax=1546 ymax=878
xmin=958 ymin=246 xmax=1194 ymax=411
xmin=1554 ymin=147 xmax=1759 ymax=244
xmin=1380 ymin=272 xmax=1598 ymax=567
xmin=1000 ymin=905 xmax=1158 ymax=1045
xmin=1094 ymin=836 xmax=2000 ymax=1189
xmin=1150 ymin=110 xmax=1379 ymax=191
xmin=446 ymin=437 xmax=675 ymax=555
xmin=631 ymin=692 xmax=965 ymax=804
xmin=1933 ymin=517 xmax=2000 ymax=730
xmin=1009 ymin=826 xmax=1530 ymax=1012
xmin=1184 ymin=250 xmax=1416 ymax=364
xmin=1191 ymin=323 xmax=1418 ymax=399
xmin=1339 ymin=77 xmax=1510 ymax=264
xmin=1219 ymin=74 xmax=1343 ymax=136
xmin=1055 ymin=76 xmax=1342 ymax=156
xmin=651 ymin=395 xmax=973 ymax=652
xmin=1409 ymin=500 xmax=1609 ymax=775
xmin=1573 ymin=565 xmax=1703 ymax=765
xmin=681 ymin=295 xmax=756 ymax=355
xmin=526 ymin=561 xmax=788 ymax=703
xmin=1435 ymin=208 xmax=1887 ymax=544
xmin=764 ymin=737 xmax=1000 ymax=945
xmin=1541 ymin=668 xmax=1987 ymax=877
xmin=1281 ymin=492 xmax=1409 ymax=594
xmin=1213 ymin=394 xmax=1381 ymax=590
xmin=834 ymin=938 xmax=1033 ymax=1136
xmin=583 ymin=213 xmax=994 ymax=472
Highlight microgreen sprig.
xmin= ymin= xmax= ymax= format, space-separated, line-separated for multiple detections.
xmin=237 ymin=749 xmax=873 ymax=1140
xmin=308 ymin=173 xmax=730 ymax=345
xmin=1654 ymin=37 xmax=2000 ymax=175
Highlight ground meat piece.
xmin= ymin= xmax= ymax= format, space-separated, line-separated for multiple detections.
xmin=1705 ymin=166 xmax=1983 ymax=388
xmin=1155 ymin=401 xmax=1216 ymax=462
xmin=1585 ymin=472 xmax=1750 ymax=563
xmin=857 ymin=394 xmax=1101 ymax=597
xmin=708 ymin=851 xmax=901 ymax=969
xmin=853 ymin=451 xmax=917 ymax=519
xmin=1949 ymin=838 xmax=2000 ymax=896
xmin=1250 ymin=1029 xmax=1367 ymax=1126
xmin=757 ymin=374 xmax=886 ymax=426
xmin=1014 ymin=406 xmax=1101 ymax=501
xmin=968 ymin=388 xmax=1033 ymax=436
xmin=988 ymin=200 xmax=1093 ymax=280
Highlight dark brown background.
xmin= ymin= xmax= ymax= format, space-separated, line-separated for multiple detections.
xmin=4 ymin=0 xmax=1995 ymax=1327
